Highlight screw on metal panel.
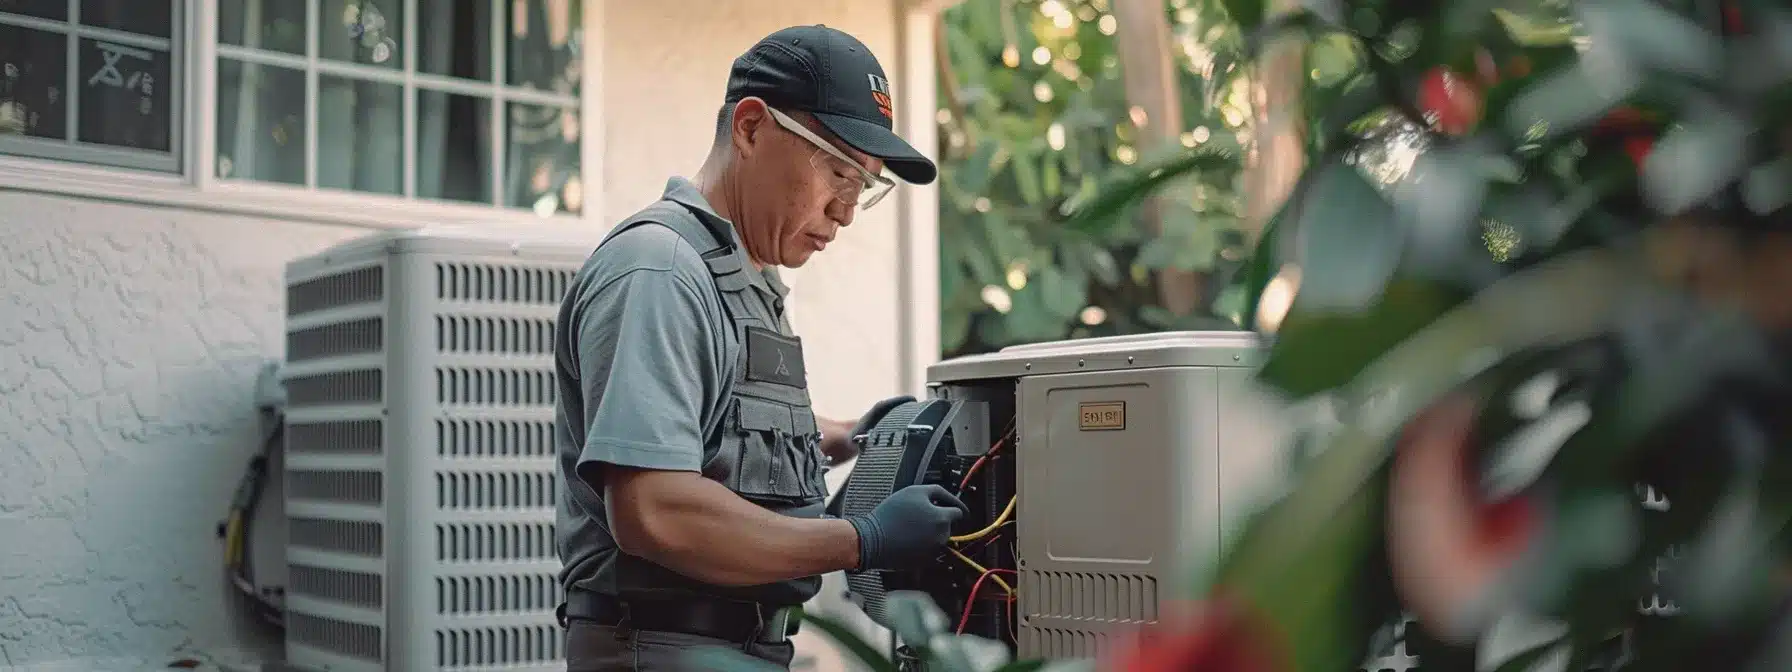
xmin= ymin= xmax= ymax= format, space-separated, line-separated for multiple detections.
xmin=1234 ymin=354 xmax=1242 ymax=361
xmin=1077 ymin=359 xmax=1085 ymax=367
xmin=1127 ymin=356 xmax=1134 ymax=364
xmin=1024 ymin=362 xmax=1032 ymax=370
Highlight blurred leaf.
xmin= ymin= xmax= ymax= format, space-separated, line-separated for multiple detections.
xmin=1061 ymin=150 xmax=1242 ymax=232
xmin=925 ymin=633 xmax=1014 ymax=671
xmin=957 ymin=142 xmax=1001 ymax=195
xmin=798 ymin=611 xmax=902 ymax=672
xmin=1639 ymin=106 xmax=1750 ymax=215
xmin=1014 ymin=151 xmax=1043 ymax=205
xmin=1220 ymin=0 xmax=1265 ymax=30
xmin=1292 ymin=159 xmax=1402 ymax=311
xmin=1037 ymin=265 xmax=1087 ymax=319
xmin=884 ymin=592 xmax=952 ymax=648
xmin=1259 ymin=278 xmax=1470 ymax=398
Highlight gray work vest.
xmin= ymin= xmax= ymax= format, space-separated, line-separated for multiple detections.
xmin=596 ymin=198 xmax=830 ymax=603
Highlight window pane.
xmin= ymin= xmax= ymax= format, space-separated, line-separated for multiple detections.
xmin=316 ymin=75 xmax=401 ymax=195
xmin=0 ymin=23 xmax=68 ymax=140
xmin=217 ymin=0 xmax=305 ymax=55
xmin=77 ymin=39 xmax=171 ymax=152
xmin=505 ymin=0 xmax=580 ymax=96
xmin=320 ymin=0 xmax=401 ymax=69
xmin=418 ymin=0 xmax=490 ymax=82
xmin=79 ymin=0 xmax=172 ymax=39
xmin=215 ymin=59 xmax=305 ymax=185
xmin=418 ymin=90 xmax=491 ymax=204
xmin=505 ymin=102 xmax=580 ymax=215
xmin=0 ymin=1 xmax=67 ymax=22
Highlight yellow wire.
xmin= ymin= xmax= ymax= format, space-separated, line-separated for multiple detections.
xmin=947 ymin=546 xmax=1013 ymax=595
xmin=950 ymin=496 xmax=1015 ymax=543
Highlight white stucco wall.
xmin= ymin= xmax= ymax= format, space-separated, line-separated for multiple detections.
xmin=0 ymin=0 xmax=932 ymax=668
xmin=0 ymin=196 xmax=364 ymax=668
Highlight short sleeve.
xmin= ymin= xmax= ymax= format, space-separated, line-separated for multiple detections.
xmin=573 ymin=266 xmax=719 ymax=475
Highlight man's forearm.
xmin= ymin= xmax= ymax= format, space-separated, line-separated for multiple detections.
xmin=607 ymin=470 xmax=861 ymax=586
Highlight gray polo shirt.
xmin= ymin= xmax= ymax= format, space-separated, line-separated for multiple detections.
xmin=554 ymin=178 xmax=808 ymax=605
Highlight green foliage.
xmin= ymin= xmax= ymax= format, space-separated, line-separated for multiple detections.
xmin=937 ymin=0 xmax=1259 ymax=356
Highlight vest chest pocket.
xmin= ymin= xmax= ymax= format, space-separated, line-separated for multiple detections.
xmin=725 ymin=395 xmax=827 ymax=505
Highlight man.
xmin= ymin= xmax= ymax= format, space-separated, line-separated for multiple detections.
xmin=553 ymin=25 xmax=969 ymax=671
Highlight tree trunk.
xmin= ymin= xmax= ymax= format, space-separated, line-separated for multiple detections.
xmin=1112 ymin=0 xmax=1202 ymax=316
xmin=1242 ymin=0 xmax=1308 ymax=245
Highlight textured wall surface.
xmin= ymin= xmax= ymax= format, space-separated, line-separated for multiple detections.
xmin=0 ymin=1 xmax=917 ymax=668
xmin=0 ymin=192 xmax=362 ymax=667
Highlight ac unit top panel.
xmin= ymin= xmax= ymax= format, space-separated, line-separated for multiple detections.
xmin=286 ymin=226 xmax=607 ymax=282
xmin=928 ymin=330 xmax=1265 ymax=383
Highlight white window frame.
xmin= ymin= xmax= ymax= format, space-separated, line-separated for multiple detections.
xmin=0 ymin=0 xmax=605 ymax=230
xmin=0 ymin=1 xmax=187 ymax=173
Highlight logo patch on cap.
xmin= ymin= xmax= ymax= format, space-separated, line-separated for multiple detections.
xmin=868 ymin=74 xmax=894 ymax=119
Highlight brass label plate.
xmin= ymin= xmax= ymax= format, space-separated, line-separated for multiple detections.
xmin=1077 ymin=401 xmax=1126 ymax=431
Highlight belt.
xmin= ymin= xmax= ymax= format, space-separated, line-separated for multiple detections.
xmin=558 ymin=590 xmax=802 ymax=645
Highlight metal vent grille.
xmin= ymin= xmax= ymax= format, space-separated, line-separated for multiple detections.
xmin=287 ymin=613 xmax=382 ymax=663
xmin=287 ymin=370 xmax=382 ymax=407
xmin=436 ymin=626 xmax=564 ymax=669
xmin=436 ymin=263 xmax=575 ymax=304
xmin=289 ymin=317 xmax=383 ymax=362
xmin=286 ymin=238 xmax=587 ymax=671
xmin=437 ymin=315 xmax=555 ymax=355
xmin=436 ymin=471 xmax=556 ymax=509
xmin=288 ymin=420 xmax=382 ymax=456
xmin=1021 ymin=628 xmax=1110 ymax=660
xmin=436 ymin=367 xmax=554 ymax=406
xmin=290 ymin=564 xmax=384 ymax=609
xmin=1021 ymin=571 xmax=1157 ymax=623
xmin=437 ymin=419 xmax=554 ymax=458
xmin=436 ymin=574 xmax=561 ymax=615
xmin=289 ymin=518 xmax=382 ymax=557
xmin=436 ymin=522 xmax=558 ymax=563
xmin=287 ymin=470 xmax=383 ymax=505
xmin=289 ymin=266 xmax=383 ymax=316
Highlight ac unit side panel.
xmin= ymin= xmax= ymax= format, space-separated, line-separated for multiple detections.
xmin=282 ymin=235 xmax=592 ymax=671
xmin=282 ymin=254 xmax=394 ymax=672
xmin=1014 ymin=366 xmax=1221 ymax=661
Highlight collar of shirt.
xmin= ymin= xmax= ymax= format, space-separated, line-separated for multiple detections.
xmin=660 ymin=176 xmax=791 ymax=313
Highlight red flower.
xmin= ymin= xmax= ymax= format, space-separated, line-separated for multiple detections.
xmin=1723 ymin=1 xmax=1745 ymax=34
xmin=1624 ymin=136 xmax=1655 ymax=168
xmin=1103 ymin=599 xmax=1288 ymax=672
xmin=1418 ymin=67 xmax=1484 ymax=136
xmin=1388 ymin=397 xmax=1544 ymax=643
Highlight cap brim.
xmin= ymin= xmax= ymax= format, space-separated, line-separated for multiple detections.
xmin=811 ymin=111 xmax=937 ymax=185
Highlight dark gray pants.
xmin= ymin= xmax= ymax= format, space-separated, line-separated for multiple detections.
xmin=565 ymin=620 xmax=796 ymax=671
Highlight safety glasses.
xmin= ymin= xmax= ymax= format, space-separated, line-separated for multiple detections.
xmin=766 ymin=107 xmax=896 ymax=210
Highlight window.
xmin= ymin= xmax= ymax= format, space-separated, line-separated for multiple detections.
xmin=0 ymin=1 xmax=182 ymax=171
xmin=213 ymin=0 xmax=585 ymax=215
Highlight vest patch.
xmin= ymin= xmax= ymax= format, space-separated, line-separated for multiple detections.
xmin=744 ymin=326 xmax=807 ymax=388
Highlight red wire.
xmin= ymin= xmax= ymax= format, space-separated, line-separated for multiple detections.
xmin=955 ymin=568 xmax=1018 ymax=634
xmin=958 ymin=427 xmax=1014 ymax=491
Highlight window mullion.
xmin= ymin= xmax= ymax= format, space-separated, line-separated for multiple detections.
xmin=303 ymin=0 xmax=318 ymax=188
xmin=488 ymin=0 xmax=504 ymax=209
xmin=401 ymin=0 xmax=416 ymax=198
xmin=63 ymin=0 xmax=78 ymax=146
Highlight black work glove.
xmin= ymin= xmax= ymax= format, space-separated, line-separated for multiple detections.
xmin=846 ymin=484 xmax=968 ymax=571
xmin=848 ymin=395 xmax=916 ymax=446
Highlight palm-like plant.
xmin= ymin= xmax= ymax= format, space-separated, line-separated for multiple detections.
xmin=712 ymin=0 xmax=1792 ymax=669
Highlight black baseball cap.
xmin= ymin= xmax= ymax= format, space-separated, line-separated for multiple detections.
xmin=724 ymin=25 xmax=937 ymax=185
